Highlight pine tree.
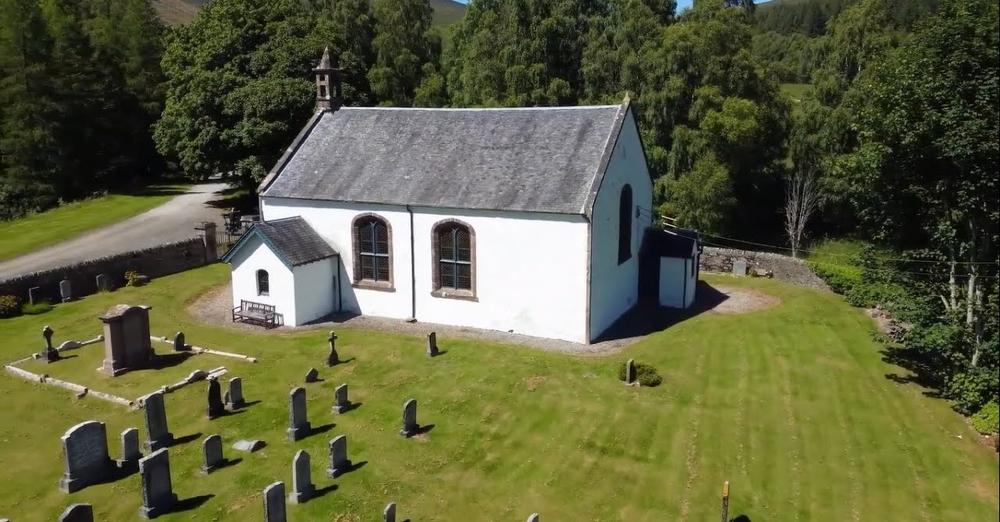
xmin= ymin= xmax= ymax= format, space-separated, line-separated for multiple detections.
xmin=368 ymin=0 xmax=437 ymax=106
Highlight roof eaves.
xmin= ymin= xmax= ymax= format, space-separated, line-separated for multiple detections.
xmin=220 ymin=225 xmax=294 ymax=270
xmin=257 ymin=110 xmax=329 ymax=195
xmin=581 ymin=96 xmax=631 ymax=218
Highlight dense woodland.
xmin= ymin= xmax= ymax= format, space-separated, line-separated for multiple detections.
xmin=0 ymin=0 xmax=997 ymax=426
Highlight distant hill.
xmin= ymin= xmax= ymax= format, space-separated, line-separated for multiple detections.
xmin=754 ymin=0 xmax=938 ymax=35
xmin=152 ymin=0 xmax=467 ymax=27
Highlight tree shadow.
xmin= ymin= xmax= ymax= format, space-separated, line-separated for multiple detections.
xmin=172 ymin=494 xmax=215 ymax=513
xmin=130 ymin=185 xmax=189 ymax=197
xmin=172 ymin=432 xmax=202 ymax=446
xmin=206 ymin=186 xmax=256 ymax=212
xmin=880 ymin=345 xmax=946 ymax=397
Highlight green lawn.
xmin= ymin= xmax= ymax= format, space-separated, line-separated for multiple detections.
xmin=0 ymin=186 xmax=186 ymax=262
xmin=0 ymin=265 xmax=996 ymax=521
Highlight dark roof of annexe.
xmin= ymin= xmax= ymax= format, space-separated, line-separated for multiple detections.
xmin=258 ymin=99 xmax=639 ymax=216
xmin=221 ymin=216 xmax=337 ymax=268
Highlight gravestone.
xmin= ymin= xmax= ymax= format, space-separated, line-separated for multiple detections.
xmin=59 ymin=421 xmax=115 ymax=493
xmin=325 ymin=331 xmax=339 ymax=367
xmin=732 ymin=259 xmax=748 ymax=276
xmin=332 ymin=383 xmax=351 ymax=414
xmin=117 ymin=427 xmax=142 ymax=472
xmin=28 ymin=286 xmax=40 ymax=305
xmin=304 ymin=368 xmax=319 ymax=383
xmin=400 ymin=399 xmax=418 ymax=437
xmin=60 ymin=279 xmax=73 ymax=302
xmin=99 ymin=304 xmax=154 ymax=376
xmin=142 ymin=392 xmax=173 ymax=451
xmin=625 ymin=359 xmax=637 ymax=385
xmin=40 ymin=325 xmax=60 ymax=363
xmin=172 ymin=331 xmax=188 ymax=352
xmin=206 ymin=377 xmax=225 ymax=419
xmin=289 ymin=450 xmax=314 ymax=504
xmin=383 ymin=502 xmax=397 ymax=522
xmin=138 ymin=448 xmax=177 ymax=519
xmin=426 ymin=332 xmax=439 ymax=357
xmin=201 ymin=435 xmax=224 ymax=473
xmin=95 ymin=273 xmax=110 ymax=292
xmin=326 ymin=435 xmax=352 ymax=477
xmin=262 ymin=482 xmax=287 ymax=522
xmin=225 ymin=377 xmax=245 ymax=410
xmin=526 ymin=514 xmax=540 ymax=522
xmin=287 ymin=387 xmax=311 ymax=441
xmin=58 ymin=503 xmax=94 ymax=522
xmin=232 ymin=439 xmax=265 ymax=453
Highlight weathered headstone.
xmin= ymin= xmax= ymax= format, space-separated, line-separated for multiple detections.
xmin=326 ymin=435 xmax=352 ymax=477
xmin=526 ymin=514 xmax=540 ymax=522
xmin=201 ymin=435 xmax=225 ymax=473
xmin=426 ymin=332 xmax=439 ymax=357
xmin=172 ymin=331 xmax=188 ymax=352
xmin=142 ymin=391 xmax=173 ymax=451
xmin=58 ymin=503 xmax=94 ymax=522
xmin=28 ymin=285 xmax=40 ymax=305
xmin=732 ymin=259 xmax=748 ymax=276
xmin=99 ymin=304 xmax=154 ymax=376
xmin=289 ymin=450 xmax=314 ymax=504
xmin=287 ymin=387 xmax=311 ymax=441
xmin=40 ymin=324 xmax=60 ymax=363
xmin=117 ymin=427 xmax=142 ymax=472
xmin=325 ymin=330 xmax=339 ymax=367
xmin=232 ymin=439 xmax=265 ymax=453
xmin=720 ymin=480 xmax=730 ymax=522
xmin=138 ymin=448 xmax=177 ymax=519
xmin=400 ymin=399 xmax=418 ymax=437
xmin=332 ymin=383 xmax=351 ymax=414
xmin=262 ymin=482 xmax=287 ymax=522
xmin=304 ymin=368 xmax=319 ymax=383
xmin=224 ymin=377 xmax=245 ymax=410
xmin=60 ymin=279 xmax=73 ymax=302
xmin=625 ymin=359 xmax=637 ymax=385
xmin=383 ymin=502 xmax=397 ymax=522
xmin=95 ymin=273 xmax=110 ymax=292
xmin=59 ymin=421 xmax=115 ymax=493
xmin=206 ymin=377 xmax=225 ymax=419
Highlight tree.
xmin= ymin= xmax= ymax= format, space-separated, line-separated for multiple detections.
xmin=368 ymin=0 xmax=437 ymax=106
xmin=783 ymin=164 xmax=818 ymax=258
xmin=311 ymin=0 xmax=375 ymax=104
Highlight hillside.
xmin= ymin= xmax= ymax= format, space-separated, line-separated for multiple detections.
xmin=152 ymin=0 xmax=467 ymax=27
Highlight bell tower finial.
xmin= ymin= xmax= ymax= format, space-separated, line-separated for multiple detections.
xmin=313 ymin=47 xmax=342 ymax=111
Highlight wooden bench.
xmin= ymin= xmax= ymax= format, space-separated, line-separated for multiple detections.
xmin=232 ymin=300 xmax=279 ymax=328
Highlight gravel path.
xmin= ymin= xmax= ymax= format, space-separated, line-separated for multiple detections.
xmin=0 ymin=183 xmax=228 ymax=278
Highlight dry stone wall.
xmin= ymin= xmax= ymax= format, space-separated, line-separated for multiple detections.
xmin=699 ymin=246 xmax=829 ymax=290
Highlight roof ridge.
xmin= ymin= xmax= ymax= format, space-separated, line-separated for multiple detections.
xmin=338 ymin=105 xmax=620 ymax=112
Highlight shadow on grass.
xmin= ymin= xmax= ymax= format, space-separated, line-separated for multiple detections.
xmin=731 ymin=516 xmax=751 ymax=522
xmin=206 ymin=186 xmax=257 ymax=212
xmin=412 ymin=424 xmax=435 ymax=436
xmin=335 ymin=401 xmax=362 ymax=414
xmin=593 ymin=282 xmax=730 ymax=343
xmin=880 ymin=345 xmax=947 ymax=398
xmin=213 ymin=457 xmax=242 ymax=471
xmin=127 ymin=185 xmax=189 ymax=198
xmin=172 ymin=432 xmax=202 ymax=446
xmin=146 ymin=352 xmax=195 ymax=370
xmin=173 ymin=494 xmax=215 ymax=513
xmin=313 ymin=483 xmax=338 ymax=498
xmin=303 ymin=423 xmax=336 ymax=440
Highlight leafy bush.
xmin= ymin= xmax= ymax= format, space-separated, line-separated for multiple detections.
xmin=946 ymin=368 xmax=997 ymax=415
xmin=617 ymin=361 xmax=664 ymax=387
xmin=971 ymin=401 xmax=999 ymax=435
xmin=124 ymin=270 xmax=148 ymax=287
xmin=21 ymin=301 xmax=54 ymax=315
xmin=0 ymin=295 xmax=21 ymax=318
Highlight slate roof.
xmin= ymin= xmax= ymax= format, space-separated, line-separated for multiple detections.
xmin=644 ymin=228 xmax=699 ymax=258
xmin=222 ymin=217 xmax=337 ymax=267
xmin=259 ymin=100 xmax=637 ymax=216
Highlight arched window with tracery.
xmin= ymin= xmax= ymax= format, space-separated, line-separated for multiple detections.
xmin=432 ymin=220 xmax=475 ymax=297
xmin=352 ymin=214 xmax=392 ymax=287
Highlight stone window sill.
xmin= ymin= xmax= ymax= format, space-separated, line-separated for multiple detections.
xmin=431 ymin=289 xmax=477 ymax=302
xmin=353 ymin=281 xmax=395 ymax=293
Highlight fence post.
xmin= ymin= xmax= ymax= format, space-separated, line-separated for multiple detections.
xmin=720 ymin=480 xmax=730 ymax=522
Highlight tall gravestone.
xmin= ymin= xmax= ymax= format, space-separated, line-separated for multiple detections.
xmin=138 ymin=448 xmax=177 ymax=519
xmin=58 ymin=503 xmax=94 ymax=522
xmin=28 ymin=285 xmax=40 ymax=305
xmin=625 ymin=359 xmax=637 ymax=385
xmin=99 ymin=304 xmax=154 ymax=376
xmin=383 ymin=502 xmax=397 ymax=522
xmin=326 ymin=331 xmax=339 ymax=367
xmin=60 ymin=279 xmax=73 ymax=302
xmin=40 ymin=325 xmax=60 ymax=363
xmin=206 ymin=377 xmax=225 ymax=419
xmin=326 ymin=435 xmax=352 ymax=477
xmin=304 ymin=368 xmax=320 ymax=383
xmin=225 ymin=377 xmax=245 ymax=410
xmin=426 ymin=332 xmax=439 ymax=357
xmin=287 ymin=387 xmax=311 ymax=441
xmin=289 ymin=450 xmax=314 ymax=504
xmin=95 ymin=273 xmax=110 ymax=292
xmin=400 ymin=399 xmax=418 ymax=437
xmin=59 ymin=421 xmax=115 ymax=493
xmin=332 ymin=383 xmax=351 ymax=414
xmin=263 ymin=482 xmax=287 ymax=522
xmin=202 ymin=435 xmax=225 ymax=473
xmin=118 ymin=427 xmax=142 ymax=472
xmin=142 ymin=391 xmax=173 ymax=451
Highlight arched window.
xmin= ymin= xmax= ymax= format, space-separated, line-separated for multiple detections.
xmin=618 ymin=184 xmax=633 ymax=264
xmin=433 ymin=220 xmax=475 ymax=296
xmin=352 ymin=214 xmax=392 ymax=286
xmin=256 ymin=269 xmax=269 ymax=296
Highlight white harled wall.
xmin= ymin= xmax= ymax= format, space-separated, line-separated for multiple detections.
xmin=229 ymin=236 xmax=298 ymax=324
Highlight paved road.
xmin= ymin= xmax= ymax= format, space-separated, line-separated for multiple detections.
xmin=0 ymin=183 xmax=229 ymax=279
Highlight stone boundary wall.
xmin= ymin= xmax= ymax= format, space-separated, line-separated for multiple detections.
xmin=699 ymin=246 xmax=829 ymax=290
xmin=0 ymin=237 xmax=210 ymax=303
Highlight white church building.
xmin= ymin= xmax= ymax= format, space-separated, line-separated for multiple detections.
xmin=223 ymin=50 xmax=697 ymax=344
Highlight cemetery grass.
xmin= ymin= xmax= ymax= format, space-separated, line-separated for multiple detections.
xmin=0 ymin=266 xmax=997 ymax=521
xmin=0 ymin=185 xmax=187 ymax=262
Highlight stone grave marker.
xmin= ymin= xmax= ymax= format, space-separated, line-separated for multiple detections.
xmin=383 ymin=502 xmax=397 ymax=522
xmin=99 ymin=304 xmax=154 ymax=376
xmin=287 ymin=387 xmax=311 ymax=441
xmin=326 ymin=435 xmax=352 ymax=477
xmin=625 ymin=359 xmax=637 ymax=385
xmin=304 ymin=368 xmax=319 ymax=383
xmin=60 ymin=279 xmax=73 ymax=302
xmin=225 ymin=377 xmax=245 ymax=410
xmin=232 ymin=439 xmax=265 ymax=453
xmin=206 ymin=377 xmax=225 ymax=419
xmin=426 ymin=332 xmax=439 ymax=357
xmin=40 ymin=325 xmax=60 ymax=363
xmin=95 ymin=273 xmax=110 ymax=292
xmin=117 ymin=427 xmax=142 ymax=472
xmin=28 ymin=285 xmax=40 ymax=305
xmin=201 ymin=435 xmax=225 ymax=473
xmin=58 ymin=503 xmax=94 ymax=522
xmin=263 ymin=482 xmax=287 ymax=522
xmin=526 ymin=514 xmax=540 ymax=522
xmin=332 ymin=383 xmax=351 ymax=414
xmin=173 ymin=331 xmax=188 ymax=352
xmin=326 ymin=330 xmax=339 ymax=367
xmin=289 ymin=450 xmax=314 ymax=504
xmin=138 ymin=448 xmax=177 ymax=519
xmin=400 ymin=399 xmax=418 ymax=437
xmin=142 ymin=391 xmax=173 ymax=451
xmin=59 ymin=421 xmax=115 ymax=493
xmin=732 ymin=259 xmax=748 ymax=276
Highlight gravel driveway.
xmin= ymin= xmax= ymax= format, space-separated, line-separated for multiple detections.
xmin=0 ymin=183 xmax=229 ymax=279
